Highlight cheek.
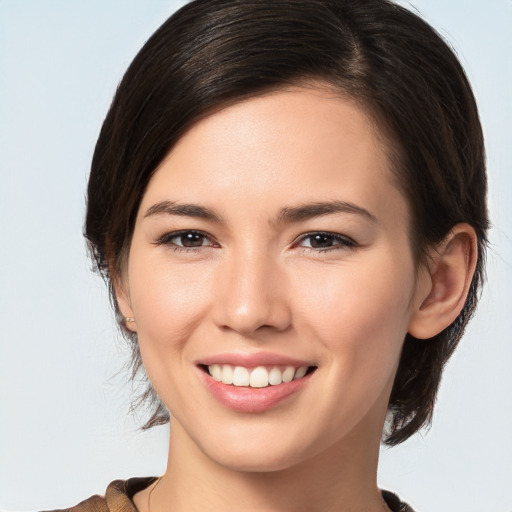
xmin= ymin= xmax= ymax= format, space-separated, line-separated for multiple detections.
xmin=126 ymin=254 xmax=218 ymax=416
xmin=128 ymin=255 xmax=214 ymax=353
xmin=292 ymin=251 xmax=415 ymax=368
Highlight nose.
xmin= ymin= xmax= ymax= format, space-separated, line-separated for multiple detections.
xmin=212 ymin=245 xmax=292 ymax=336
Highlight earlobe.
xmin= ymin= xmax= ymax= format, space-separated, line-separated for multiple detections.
xmin=408 ymin=223 xmax=478 ymax=340
xmin=113 ymin=276 xmax=137 ymax=332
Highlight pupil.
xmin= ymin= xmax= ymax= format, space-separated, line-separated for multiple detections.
xmin=182 ymin=233 xmax=203 ymax=247
xmin=311 ymin=234 xmax=333 ymax=248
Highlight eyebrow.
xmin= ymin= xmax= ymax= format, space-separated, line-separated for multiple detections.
xmin=144 ymin=200 xmax=223 ymax=223
xmin=143 ymin=199 xmax=377 ymax=225
xmin=276 ymin=200 xmax=377 ymax=224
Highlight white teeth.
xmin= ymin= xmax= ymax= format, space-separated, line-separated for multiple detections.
xmin=210 ymin=364 xmax=222 ymax=382
xmin=221 ymin=364 xmax=233 ymax=385
xmin=294 ymin=366 xmax=308 ymax=379
xmin=282 ymin=366 xmax=295 ymax=383
xmin=250 ymin=366 xmax=269 ymax=388
xmin=268 ymin=367 xmax=282 ymax=386
xmin=232 ymin=366 xmax=250 ymax=386
xmin=207 ymin=364 xmax=312 ymax=388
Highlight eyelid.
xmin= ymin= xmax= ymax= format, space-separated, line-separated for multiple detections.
xmin=292 ymin=231 xmax=357 ymax=250
xmin=153 ymin=229 xmax=356 ymax=252
xmin=154 ymin=229 xmax=218 ymax=248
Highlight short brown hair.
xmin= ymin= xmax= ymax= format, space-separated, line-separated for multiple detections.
xmin=85 ymin=0 xmax=488 ymax=445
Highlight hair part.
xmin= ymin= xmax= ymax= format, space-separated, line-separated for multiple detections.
xmin=85 ymin=0 xmax=488 ymax=445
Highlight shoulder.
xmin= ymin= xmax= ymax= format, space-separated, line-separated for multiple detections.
xmin=41 ymin=477 xmax=158 ymax=512
xmin=382 ymin=490 xmax=416 ymax=512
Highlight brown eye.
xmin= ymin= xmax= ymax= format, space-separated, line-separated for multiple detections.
xmin=296 ymin=232 xmax=356 ymax=250
xmin=157 ymin=230 xmax=215 ymax=249
xmin=175 ymin=232 xmax=208 ymax=247
xmin=309 ymin=234 xmax=337 ymax=248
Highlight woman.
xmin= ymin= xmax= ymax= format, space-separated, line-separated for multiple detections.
xmin=55 ymin=0 xmax=487 ymax=510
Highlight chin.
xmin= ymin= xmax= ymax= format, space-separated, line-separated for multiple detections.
xmin=208 ymin=445 xmax=306 ymax=473
xmin=192 ymin=425 xmax=322 ymax=474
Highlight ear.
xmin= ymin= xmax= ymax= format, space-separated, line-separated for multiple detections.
xmin=113 ymin=275 xmax=137 ymax=333
xmin=408 ymin=223 xmax=478 ymax=340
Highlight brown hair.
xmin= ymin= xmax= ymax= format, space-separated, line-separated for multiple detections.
xmin=85 ymin=0 xmax=488 ymax=445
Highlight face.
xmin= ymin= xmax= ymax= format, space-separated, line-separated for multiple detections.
xmin=120 ymin=87 xmax=426 ymax=472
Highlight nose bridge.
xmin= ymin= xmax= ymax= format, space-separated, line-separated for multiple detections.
xmin=213 ymin=241 xmax=290 ymax=334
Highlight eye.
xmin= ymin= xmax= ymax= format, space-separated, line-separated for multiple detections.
xmin=295 ymin=232 xmax=356 ymax=251
xmin=156 ymin=230 xmax=217 ymax=250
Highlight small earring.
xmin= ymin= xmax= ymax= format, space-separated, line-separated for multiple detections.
xmin=125 ymin=317 xmax=135 ymax=323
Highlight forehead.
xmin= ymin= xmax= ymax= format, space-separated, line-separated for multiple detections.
xmin=140 ymin=87 xmax=407 ymax=229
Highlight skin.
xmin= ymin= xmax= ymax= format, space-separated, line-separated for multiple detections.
xmin=118 ymin=87 xmax=477 ymax=512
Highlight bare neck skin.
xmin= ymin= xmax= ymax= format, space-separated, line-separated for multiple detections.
xmin=134 ymin=378 xmax=391 ymax=512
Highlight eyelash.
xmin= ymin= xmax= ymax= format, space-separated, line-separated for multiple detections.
xmin=293 ymin=232 xmax=357 ymax=252
xmin=154 ymin=230 xmax=357 ymax=253
xmin=155 ymin=230 xmax=218 ymax=252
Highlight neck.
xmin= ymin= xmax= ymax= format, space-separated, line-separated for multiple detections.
xmin=150 ymin=416 xmax=386 ymax=512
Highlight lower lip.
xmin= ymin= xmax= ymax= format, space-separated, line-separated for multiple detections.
xmin=199 ymin=369 xmax=312 ymax=413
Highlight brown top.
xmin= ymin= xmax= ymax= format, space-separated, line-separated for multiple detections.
xmin=45 ymin=477 xmax=415 ymax=512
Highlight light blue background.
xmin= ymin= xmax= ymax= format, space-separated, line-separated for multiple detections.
xmin=1 ymin=1 xmax=511 ymax=510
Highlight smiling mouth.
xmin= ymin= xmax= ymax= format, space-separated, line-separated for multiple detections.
xmin=200 ymin=364 xmax=317 ymax=388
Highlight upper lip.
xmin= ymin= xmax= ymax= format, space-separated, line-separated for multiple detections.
xmin=197 ymin=351 xmax=316 ymax=368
